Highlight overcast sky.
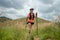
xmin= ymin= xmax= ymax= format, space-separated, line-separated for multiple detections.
xmin=0 ymin=0 xmax=60 ymax=20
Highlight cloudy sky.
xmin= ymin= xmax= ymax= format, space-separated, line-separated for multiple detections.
xmin=0 ymin=0 xmax=60 ymax=20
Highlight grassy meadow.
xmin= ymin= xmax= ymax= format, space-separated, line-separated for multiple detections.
xmin=0 ymin=17 xmax=60 ymax=40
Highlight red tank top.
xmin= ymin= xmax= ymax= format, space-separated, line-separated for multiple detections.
xmin=27 ymin=13 xmax=35 ymax=22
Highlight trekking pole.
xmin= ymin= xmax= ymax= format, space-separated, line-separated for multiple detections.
xmin=36 ymin=12 xmax=38 ymax=35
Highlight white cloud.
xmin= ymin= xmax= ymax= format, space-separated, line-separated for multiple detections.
xmin=0 ymin=0 xmax=60 ymax=21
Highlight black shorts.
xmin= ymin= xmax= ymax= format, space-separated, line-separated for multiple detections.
xmin=27 ymin=22 xmax=34 ymax=25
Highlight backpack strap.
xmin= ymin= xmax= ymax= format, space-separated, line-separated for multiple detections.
xmin=28 ymin=13 xmax=34 ymax=20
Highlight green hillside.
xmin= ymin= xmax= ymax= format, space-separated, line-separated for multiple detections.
xmin=0 ymin=17 xmax=50 ymax=27
xmin=0 ymin=17 xmax=60 ymax=40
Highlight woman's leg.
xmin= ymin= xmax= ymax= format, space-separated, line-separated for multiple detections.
xmin=28 ymin=23 xmax=32 ymax=34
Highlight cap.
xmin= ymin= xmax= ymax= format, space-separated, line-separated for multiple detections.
xmin=30 ymin=8 xmax=34 ymax=10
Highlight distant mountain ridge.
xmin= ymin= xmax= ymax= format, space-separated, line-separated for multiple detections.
xmin=0 ymin=17 xmax=12 ymax=22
